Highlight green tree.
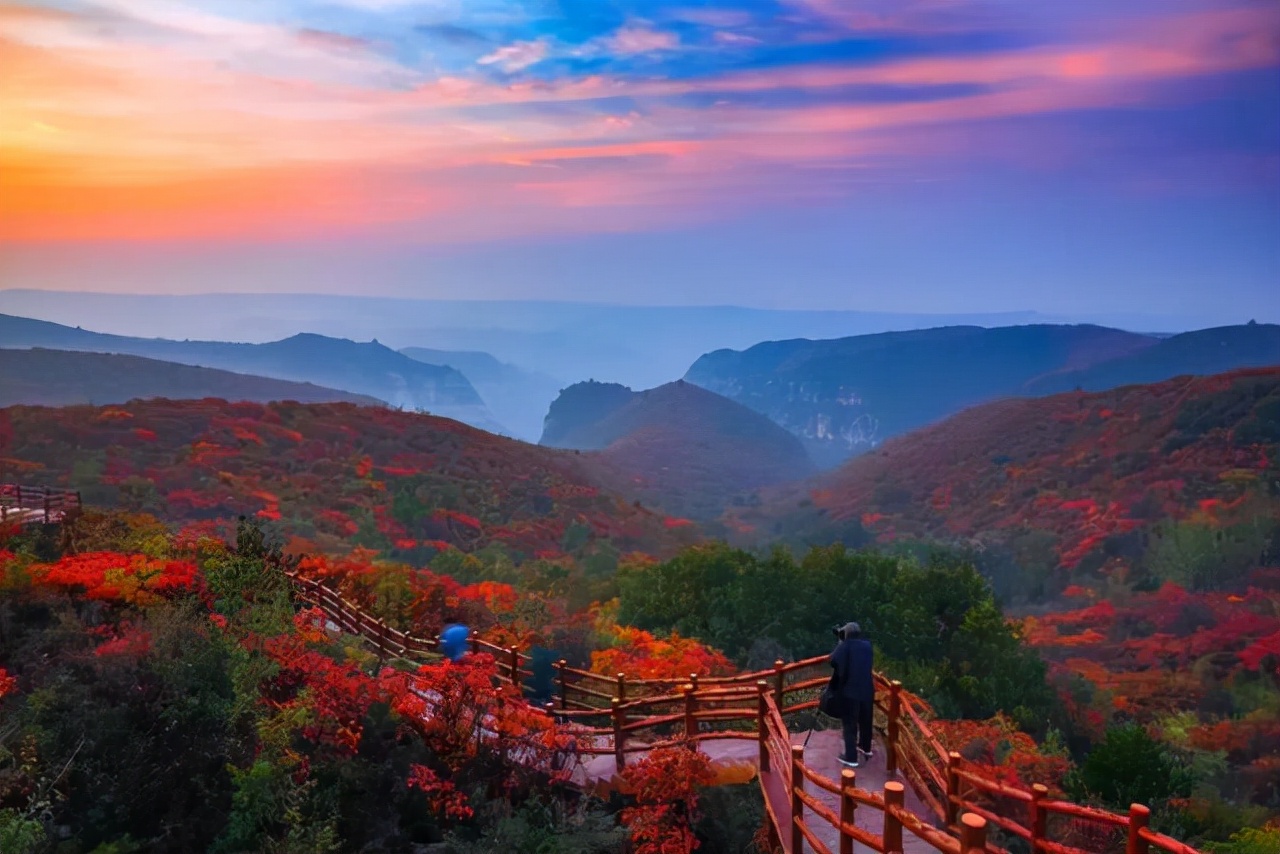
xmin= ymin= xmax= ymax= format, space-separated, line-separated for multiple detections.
xmin=1067 ymin=724 xmax=1198 ymax=809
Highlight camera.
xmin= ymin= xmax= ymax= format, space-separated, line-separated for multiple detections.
xmin=832 ymin=625 xmax=845 ymax=640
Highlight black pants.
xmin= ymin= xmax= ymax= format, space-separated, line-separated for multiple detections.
xmin=841 ymin=699 xmax=874 ymax=758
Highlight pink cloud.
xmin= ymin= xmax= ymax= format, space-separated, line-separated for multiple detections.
xmin=477 ymin=39 xmax=550 ymax=72
xmin=3 ymin=0 xmax=1275 ymax=244
xmin=607 ymin=24 xmax=679 ymax=54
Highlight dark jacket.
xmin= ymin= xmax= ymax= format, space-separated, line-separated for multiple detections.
xmin=830 ymin=635 xmax=874 ymax=703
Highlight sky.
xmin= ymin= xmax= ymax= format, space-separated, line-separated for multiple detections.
xmin=1 ymin=0 xmax=1278 ymax=321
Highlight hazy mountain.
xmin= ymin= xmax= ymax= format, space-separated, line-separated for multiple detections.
xmin=540 ymin=381 xmax=639 ymax=449
xmin=0 ymin=313 xmax=504 ymax=433
xmin=1026 ymin=322 xmax=1280 ymax=394
xmin=0 ymin=289 xmax=1064 ymax=390
xmin=0 ymin=349 xmax=380 ymax=408
xmin=401 ymin=346 xmax=562 ymax=443
xmin=685 ymin=324 xmax=1156 ymax=467
xmin=541 ymin=380 xmax=816 ymax=521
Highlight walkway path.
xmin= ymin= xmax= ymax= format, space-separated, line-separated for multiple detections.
xmin=286 ymin=553 xmax=1202 ymax=854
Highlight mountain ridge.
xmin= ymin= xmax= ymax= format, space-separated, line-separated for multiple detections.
xmin=0 ymin=313 xmax=505 ymax=434
xmin=685 ymin=322 xmax=1279 ymax=467
xmin=0 ymin=348 xmax=381 ymax=408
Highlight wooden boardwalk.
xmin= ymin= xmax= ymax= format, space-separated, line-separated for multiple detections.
xmin=0 ymin=484 xmax=81 ymax=526
xmin=288 ymin=567 xmax=1202 ymax=854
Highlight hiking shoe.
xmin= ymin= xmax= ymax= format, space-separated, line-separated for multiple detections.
xmin=838 ymin=755 xmax=859 ymax=768
xmin=859 ymin=748 xmax=875 ymax=761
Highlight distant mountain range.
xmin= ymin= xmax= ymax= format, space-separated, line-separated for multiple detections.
xmin=541 ymin=380 xmax=815 ymax=521
xmin=0 ymin=289 xmax=1092 ymax=390
xmin=401 ymin=347 xmax=562 ymax=443
xmin=0 ymin=349 xmax=379 ymax=408
xmin=1025 ymin=322 xmax=1280 ymax=394
xmin=686 ymin=322 xmax=1280 ymax=467
xmin=0 ymin=313 xmax=505 ymax=434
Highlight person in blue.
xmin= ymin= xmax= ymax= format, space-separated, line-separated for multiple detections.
xmin=830 ymin=621 xmax=875 ymax=767
xmin=439 ymin=624 xmax=470 ymax=662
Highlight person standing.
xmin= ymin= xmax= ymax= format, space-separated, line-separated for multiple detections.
xmin=830 ymin=621 xmax=875 ymax=767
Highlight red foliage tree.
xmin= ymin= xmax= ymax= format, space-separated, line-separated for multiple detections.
xmin=30 ymin=552 xmax=199 ymax=604
xmin=620 ymin=744 xmax=716 ymax=854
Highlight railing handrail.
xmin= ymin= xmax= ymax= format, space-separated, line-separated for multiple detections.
xmin=0 ymin=483 xmax=82 ymax=526
xmin=283 ymin=569 xmax=1201 ymax=854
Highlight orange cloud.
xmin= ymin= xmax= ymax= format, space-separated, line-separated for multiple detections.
xmin=1 ymin=1 xmax=1275 ymax=243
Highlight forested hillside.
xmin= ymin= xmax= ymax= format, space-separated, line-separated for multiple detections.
xmin=736 ymin=368 xmax=1280 ymax=601
xmin=0 ymin=348 xmax=379 ymax=407
xmin=0 ymin=399 xmax=699 ymax=567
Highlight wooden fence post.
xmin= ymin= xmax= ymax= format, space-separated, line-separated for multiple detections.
xmin=683 ymin=684 xmax=697 ymax=739
xmin=612 ymin=698 xmax=626 ymax=770
xmin=556 ymin=659 xmax=568 ymax=709
xmin=773 ymin=659 xmax=785 ymax=708
xmin=616 ymin=673 xmax=626 ymax=704
xmin=946 ymin=751 xmax=962 ymax=826
xmin=469 ymin=635 xmax=480 ymax=657
xmin=887 ymin=680 xmax=902 ymax=774
xmin=1030 ymin=783 xmax=1049 ymax=853
xmin=1127 ymin=804 xmax=1151 ymax=854
xmin=884 ymin=781 xmax=905 ymax=854
xmin=790 ymin=744 xmax=804 ymax=854
xmin=839 ymin=768 xmax=857 ymax=854
xmin=689 ymin=673 xmax=699 ymax=694
xmin=757 ymin=680 xmax=770 ymax=772
xmin=508 ymin=647 xmax=520 ymax=690
xmin=960 ymin=813 xmax=988 ymax=854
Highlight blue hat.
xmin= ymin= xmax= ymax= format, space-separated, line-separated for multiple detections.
xmin=440 ymin=624 xmax=469 ymax=662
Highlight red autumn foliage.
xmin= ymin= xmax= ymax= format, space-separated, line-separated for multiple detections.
xmin=94 ymin=622 xmax=153 ymax=658
xmin=591 ymin=622 xmax=734 ymax=680
xmin=30 ymin=551 xmax=199 ymax=604
xmin=741 ymin=369 xmax=1280 ymax=576
xmin=407 ymin=763 xmax=473 ymax=822
xmin=1239 ymin=630 xmax=1280 ymax=674
xmin=379 ymin=653 xmax=577 ymax=821
xmin=620 ymin=744 xmax=716 ymax=854
xmin=257 ymin=611 xmax=382 ymax=757
xmin=1 ymin=398 xmax=698 ymax=562
xmin=933 ymin=715 xmax=1070 ymax=792
xmin=0 ymin=666 xmax=15 ymax=698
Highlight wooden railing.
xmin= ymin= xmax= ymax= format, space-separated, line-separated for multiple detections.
xmin=0 ymin=484 xmax=82 ymax=526
xmin=759 ymin=683 xmax=989 ymax=854
xmin=284 ymin=571 xmax=1202 ymax=854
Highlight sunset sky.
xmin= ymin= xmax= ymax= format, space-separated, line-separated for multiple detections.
xmin=1 ymin=0 xmax=1277 ymax=319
